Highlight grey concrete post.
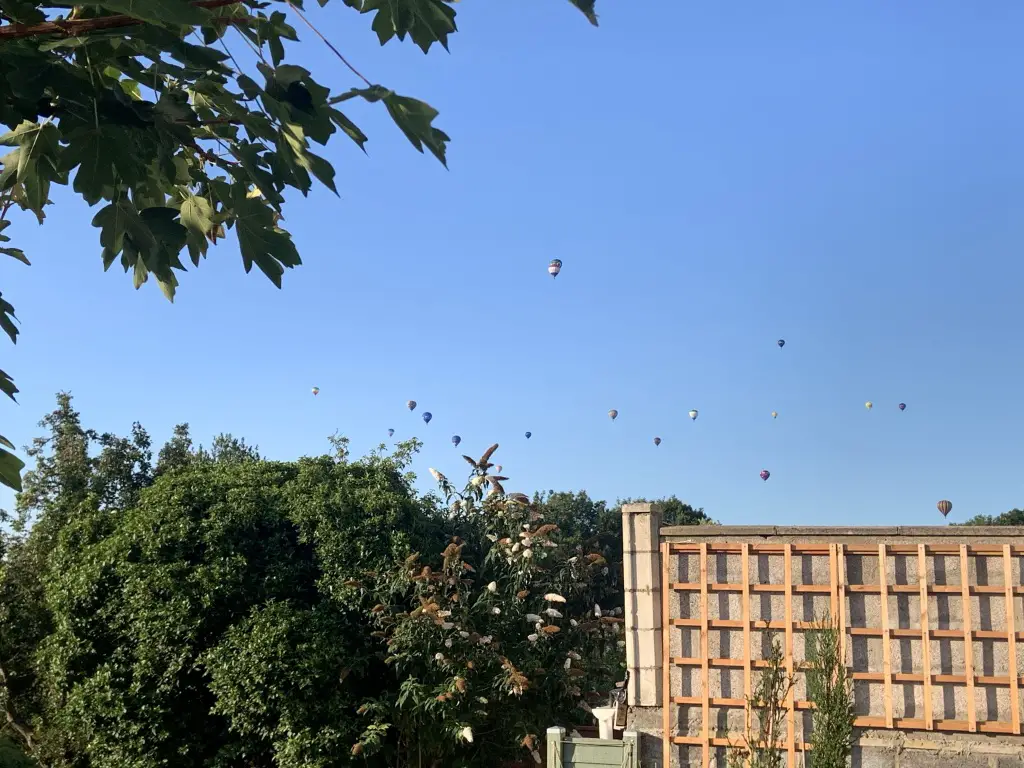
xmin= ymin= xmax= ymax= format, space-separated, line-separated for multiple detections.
xmin=621 ymin=502 xmax=663 ymax=707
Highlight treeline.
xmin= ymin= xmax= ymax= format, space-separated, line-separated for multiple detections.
xmin=958 ymin=509 xmax=1024 ymax=526
xmin=0 ymin=394 xmax=710 ymax=768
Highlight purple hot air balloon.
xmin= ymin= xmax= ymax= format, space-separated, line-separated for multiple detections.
xmin=898 ymin=403 xmax=906 ymax=411
xmin=760 ymin=469 xmax=770 ymax=482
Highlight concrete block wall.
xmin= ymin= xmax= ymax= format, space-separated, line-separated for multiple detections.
xmin=619 ymin=513 xmax=1024 ymax=768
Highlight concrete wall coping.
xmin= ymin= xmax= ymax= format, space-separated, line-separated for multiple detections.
xmin=661 ymin=524 xmax=1024 ymax=538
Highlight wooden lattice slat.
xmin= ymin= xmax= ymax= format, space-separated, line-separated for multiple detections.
xmin=879 ymin=543 xmax=894 ymax=728
xmin=699 ymin=543 xmax=710 ymax=768
xmin=1004 ymin=544 xmax=1020 ymax=734
xmin=960 ymin=544 xmax=977 ymax=732
xmin=918 ymin=543 xmax=933 ymax=729
xmin=661 ymin=541 xmax=671 ymax=768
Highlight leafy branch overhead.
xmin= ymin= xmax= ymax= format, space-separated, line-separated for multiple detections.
xmin=0 ymin=0 xmax=599 ymax=491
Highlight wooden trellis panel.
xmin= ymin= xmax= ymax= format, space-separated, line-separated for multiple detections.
xmin=661 ymin=541 xmax=1024 ymax=768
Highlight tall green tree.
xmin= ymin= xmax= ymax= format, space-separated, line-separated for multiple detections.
xmin=0 ymin=393 xmax=155 ymax=765
xmin=0 ymin=0 xmax=599 ymax=493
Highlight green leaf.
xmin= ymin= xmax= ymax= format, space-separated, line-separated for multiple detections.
xmin=92 ymin=0 xmax=211 ymax=26
xmin=232 ymin=195 xmax=301 ymax=288
xmin=329 ymin=109 xmax=368 ymax=152
xmin=360 ymin=0 xmax=457 ymax=53
xmin=93 ymin=201 xmax=128 ymax=269
xmin=62 ymin=129 xmax=121 ymax=206
xmin=567 ymin=0 xmax=599 ymax=25
xmin=381 ymin=93 xmax=449 ymax=166
xmin=92 ymin=201 xmax=186 ymax=300
xmin=0 ymin=248 xmax=29 ymax=266
xmin=0 ymin=433 xmax=15 ymax=451
xmin=329 ymin=88 xmax=448 ymax=165
xmin=0 ymin=445 xmax=25 ymax=492
xmin=0 ymin=221 xmax=29 ymax=265
xmin=0 ymin=0 xmax=45 ymax=23
xmin=179 ymin=194 xmax=214 ymax=238
xmin=0 ymin=368 xmax=18 ymax=403
xmin=0 ymin=121 xmax=63 ymax=217
xmin=0 ymin=293 xmax=19 ymax=345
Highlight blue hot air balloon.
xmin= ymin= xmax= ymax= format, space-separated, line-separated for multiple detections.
xmin=899 ymin=403 xmax=906 ymax=411
xmin=388 ymin=428 xmax=395 ymax=437
xmin=422 ymin=412 xmax=432 ymax=424
xmin=525 ymin=431 xmax=532 ymax=439
xmin=451 ymin=435 xmax=461 ymax=447
xmin=777 ymin=339 xmax=785 ymax=348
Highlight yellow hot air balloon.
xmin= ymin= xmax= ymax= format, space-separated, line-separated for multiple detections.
xmin=771 ymin=411 xmax=778 ymax=419
xmin=865 ymin=401 xmax=873 ymax=410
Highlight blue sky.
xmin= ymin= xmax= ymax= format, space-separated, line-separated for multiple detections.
xmin=3 ymin=1 xmax=1024 ymax=524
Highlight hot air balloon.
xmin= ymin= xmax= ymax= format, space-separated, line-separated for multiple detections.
xmin=422 ymin=412 xmax=432 ymax=424
xmin=865 ymin=401 xmax=873 ymax=410
xmin=937 ymin=500 xmax=952 ymax=518
xmin=760 ymin=469 xmax=771 ymax=482
xmin=688 ymin=409 xmax=698 ymax=421
xmin=388 ymin=428 xmax=395 ymax=437
xmin=407 ymin=400 xmax=417 ymax=411
xmin=899 ymin=403 xmax=906 ymax=411
xmin=495 ymin=465 xmax=502 ymax=473
xmin=777 ymin=339 xmax=785 ymax=348
xmin=771 ymin=411 xmax=778 ymax=419
xmin=525 ymin=431 xmax=532 ymax=439
xmin=608 ymin=409 xmax=618 ymax=421
xmin=548 ymin=259 xmax=562 ymax=278
xmin=311 ymin=386 xmax=319 ymax=396
xmin=653 ymin=437 xmax=661 ymax=446
xmin=451 ymin=435 xmax=461 ymax=447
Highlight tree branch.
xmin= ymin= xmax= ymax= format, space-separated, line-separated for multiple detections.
xmin=0 ymin=661 xmax=35 ymax=752
xmin=0 ymin=0 xmax=241 ymax=40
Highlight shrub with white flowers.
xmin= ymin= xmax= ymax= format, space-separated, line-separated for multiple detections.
xmin=354 ymin=445 xmax=625 ymax=767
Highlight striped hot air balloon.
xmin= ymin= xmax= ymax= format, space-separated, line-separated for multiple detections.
xmin=548 ymin=259 xmax=562 ymax=278
xmin=311 ymin=386 xmax=319 ymax=396
xmin=937 ymin=500 xmax=952 ymax=518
